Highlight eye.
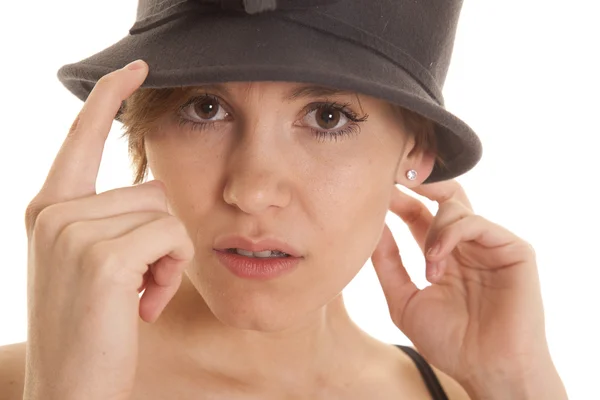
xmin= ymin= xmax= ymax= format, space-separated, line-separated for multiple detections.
xmin=304 ymin=105 xmax=349 ymax=131
xmin=180 ymin=95 xmax=229 ymax=123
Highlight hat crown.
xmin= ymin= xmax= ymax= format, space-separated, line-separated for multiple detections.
xmin=136 ymin=0 xmax=342 ymax=19
xmin=132 ymin=0 xmax=464 ymax=106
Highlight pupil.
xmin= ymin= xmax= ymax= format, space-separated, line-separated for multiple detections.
xmin=195 ymin=99 xmax=218 ymax=119
xmin=317 ymin=106 xmax=340 ymax=129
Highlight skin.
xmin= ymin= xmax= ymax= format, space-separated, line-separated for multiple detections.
xmin=0 ymin=60 xmax=567 ymax=399
xmin=131 ymin=79 xmax=441 ymax=397
xmin=144 ymin=79 xmax=421 ymax=336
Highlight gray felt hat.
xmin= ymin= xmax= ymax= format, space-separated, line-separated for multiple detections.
xmin=57 ymin=0 xmax=483 ymax=183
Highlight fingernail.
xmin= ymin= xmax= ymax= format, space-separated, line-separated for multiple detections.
xmin=427 ymin=241 xmax=441 ymax=257
xmin=426 ymin=261 xmax=439 ymax=280
xmin=124 ymin=59 xmax=146 ymax=71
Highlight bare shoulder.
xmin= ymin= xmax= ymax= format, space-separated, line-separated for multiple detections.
xmin=372 ymin=343 xmax=471 ymax=400
xmin=0 ymin=341 xmax=26 ymax=400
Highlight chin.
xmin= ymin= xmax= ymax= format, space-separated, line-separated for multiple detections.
xmin=205 ymin=292 xmax=304 ymax=332
xmin=188 ymin=255 xmax=347 ymax=333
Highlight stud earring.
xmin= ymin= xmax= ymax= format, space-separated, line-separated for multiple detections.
xmin=406 ymin=169 xmax=418 ymax=181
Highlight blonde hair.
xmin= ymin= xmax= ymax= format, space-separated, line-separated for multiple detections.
xmin=118 ymin=87 xmax=444 ymax=185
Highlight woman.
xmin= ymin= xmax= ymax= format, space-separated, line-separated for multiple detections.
xmin=0 ymin=0 xmax=568 ymax=399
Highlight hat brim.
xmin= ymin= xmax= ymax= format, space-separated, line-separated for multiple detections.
xmin=57 ymin=12 xmax=482 ymax=183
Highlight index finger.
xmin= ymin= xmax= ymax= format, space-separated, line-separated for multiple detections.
xmin=410 ymin=179 xmax=473 ymax=211
xmin=40 ymin=59 xmax=149 ymax=202
xmin=389 ymin=186 xmax=433 ymax=252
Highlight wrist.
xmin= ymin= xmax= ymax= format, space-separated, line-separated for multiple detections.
xmin=459 ymin=353 xmax=568 ymax=400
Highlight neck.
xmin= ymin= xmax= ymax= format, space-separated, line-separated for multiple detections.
xmin=139 ymin=275 xmax=373 ymax=392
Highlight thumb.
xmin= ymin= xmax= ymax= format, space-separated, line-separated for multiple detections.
xmin=139 ymin=255 xmax=185 ymax=323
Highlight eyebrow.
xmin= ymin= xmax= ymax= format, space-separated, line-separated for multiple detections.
xmin=189 ymin=83 xmax=355 ymax=102
xmin=285 ymin=84 xmax=355 ymax=101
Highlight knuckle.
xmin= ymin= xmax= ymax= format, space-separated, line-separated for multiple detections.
xmin=81 ymin=242 xmax=132 ymax=286
xmin=445 ymin=178 xmax=464 ymax=193
xmin=82 ymin=241 xmax=116 ymax=270
xmin=95 ymin=73 xmax=116 ymax=89
xmin=441 ymin=198 xmax=472 ymax=217
xmin=444 ymin=180 xmax=473 ymax=209
xmin=89 ymin=76 xmax=120 ymax=104
xmin=30 ymin=203 xmax=62 ymax=241
xmin=471 ymin=214 xmax=486 ymax=224
xmin=24 ymin=198 xmax=44 ymax=233
xmin=455 ymin=213 xmax=482 ymax=231
xmin=130 ymin=183 xmax=167 ymax=211
xmin=55 ymin=220 xmax=87 ymax=258
xmin=144 ymin=184 xmax=168 ymax=206
xmin=507 ymin=239 xmax=537 ymax=265
xmin=68 ymin=113 xmax=81 ymax=136
xmin=523 ymin=240 xmax=537 ymax=260
xmin=453 ymin=181 xmax=467 ymax=197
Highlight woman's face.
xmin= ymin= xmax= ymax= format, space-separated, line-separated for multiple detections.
xmin=144 ymin=81 xmax=430 ymax=331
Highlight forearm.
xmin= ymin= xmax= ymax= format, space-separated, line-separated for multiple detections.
xmin=460 ymin=354 xmax=568 ymax=400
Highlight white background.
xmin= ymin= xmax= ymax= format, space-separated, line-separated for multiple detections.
xmin=1 ymin=1 xmax=599 ymax=398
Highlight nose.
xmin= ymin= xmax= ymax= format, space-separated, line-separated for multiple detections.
xmin=222 ymin=129 xmax=292 ymax=214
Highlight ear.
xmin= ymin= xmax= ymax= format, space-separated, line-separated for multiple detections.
xmin=394 ymin=149 xmax=436 ymax=188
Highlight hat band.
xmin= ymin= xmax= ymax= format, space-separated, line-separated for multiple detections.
xmin=216 ymin=0 xmax=342 ymax=14
xmin=131 ymin=0 xmax=342 ymax=31
xmin=129 ymin=1 xmax=444 ymax=105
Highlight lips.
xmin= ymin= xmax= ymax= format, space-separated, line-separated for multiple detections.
xmin=214 ymin=235 xmax=303 ymax=258
xmin=214 ymin=250 xmax=301 ymax=280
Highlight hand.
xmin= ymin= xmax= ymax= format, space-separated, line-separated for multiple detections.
xmin=371 ymin=180 xmax=559 ymax=393
xmin=22 ymin=60 xmax=195 ymax=400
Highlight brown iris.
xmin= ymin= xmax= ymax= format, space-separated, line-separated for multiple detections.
xmin=315 ymin=106 xmax=341 ymax=129
xmin=194 ymin=98 xmax=219 ymax=119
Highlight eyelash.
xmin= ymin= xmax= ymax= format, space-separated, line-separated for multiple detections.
xmin=176 ymin=94 xmax=369 ymax=142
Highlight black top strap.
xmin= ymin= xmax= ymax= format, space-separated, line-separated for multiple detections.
xmin=395 ymin=345 xmax=449 ymax=400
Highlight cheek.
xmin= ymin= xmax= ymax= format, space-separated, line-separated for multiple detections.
xmin=311 ymin=161 xmax=392 ymax=277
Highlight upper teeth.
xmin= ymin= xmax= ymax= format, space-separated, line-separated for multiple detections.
xmin=232 ymin=248 xmax=289 ymax=258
